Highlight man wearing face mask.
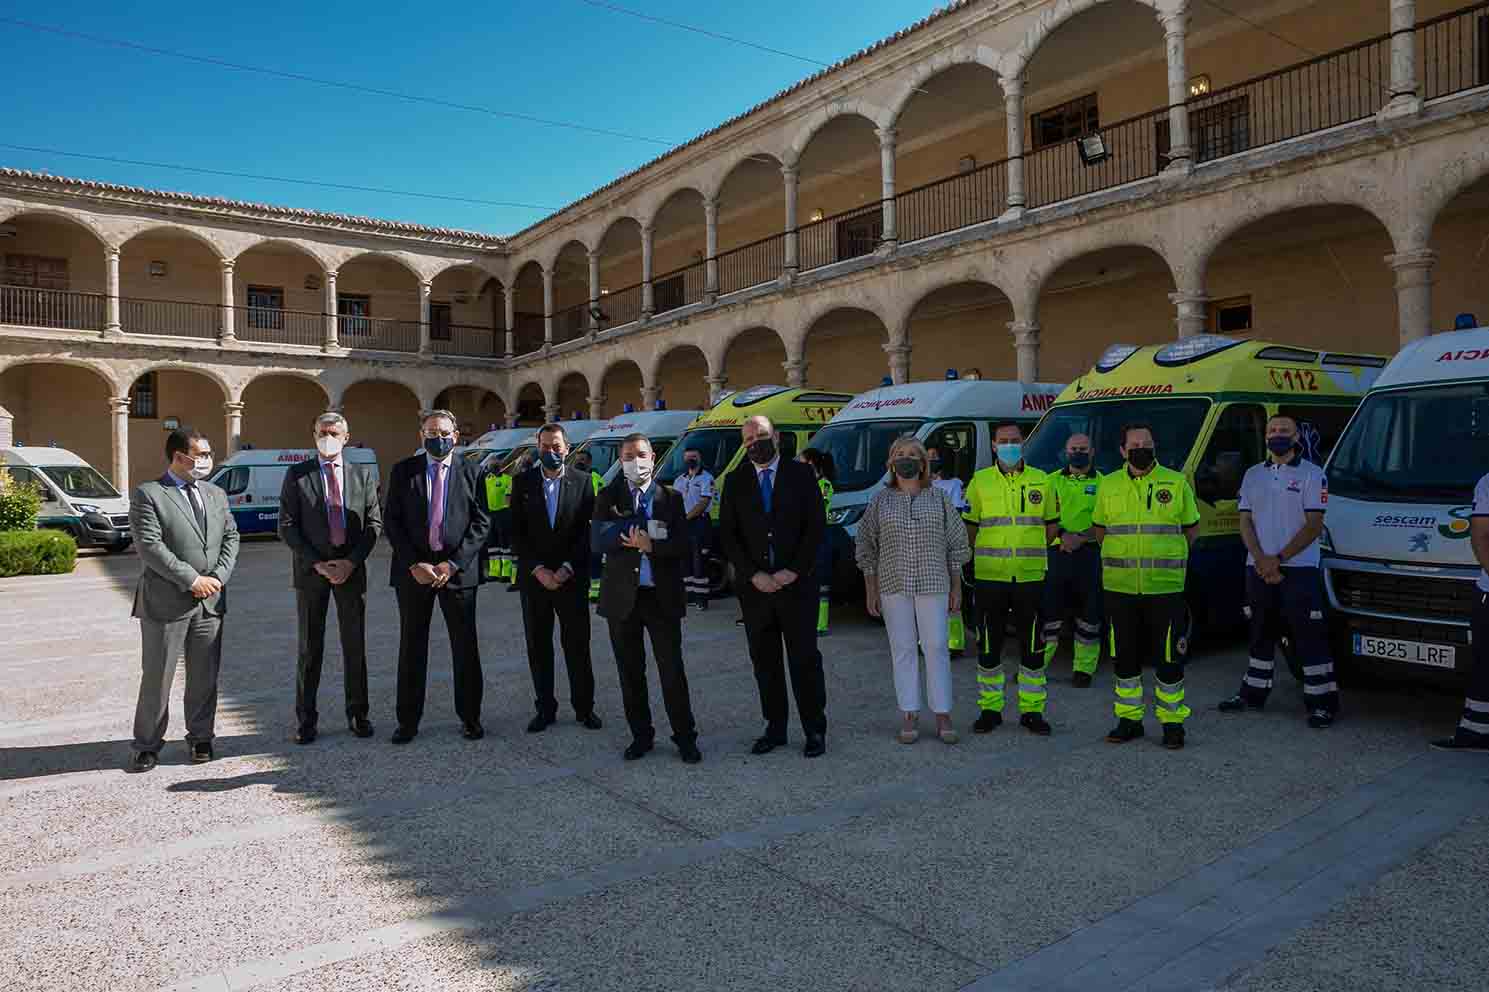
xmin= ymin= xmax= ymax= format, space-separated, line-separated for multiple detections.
xmin=719 ymin=415 xmax=829 ymax=757
xmin=510 ymin=423 xmax=601 ymax=734
xmin=1042 ymin=433 xmax=1105 ymax=688
xmin=278 ymin=413 xmax=383 ymax=745
xmin=594 ymin=434 xmax=700 ymax=762
xmin=1092 ymin=423 xmax=1201 ymax=749
xmin=964 ymin=422 xmax=1060 ymax=736
xmin=1219 ymin=414 xmax=1337 ymax=727
xmin=127 ymin=428 xmax=239 ymax=773
xmin=383 ymin=409 xmax=491 ymax=744
xmin=672 ymin=445 xmax=715 ymax=610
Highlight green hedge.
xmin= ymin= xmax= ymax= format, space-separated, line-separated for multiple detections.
xmin=0 ymin=529 xmax=78 ymax=577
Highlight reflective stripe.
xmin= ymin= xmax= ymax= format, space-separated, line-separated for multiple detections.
xmin=1458 ymin=716 xmax=1489 ymax=734
xmin=1102 ymin=557 xmax=1187 ymax=569
xmin=1155 ymin=680 xmax=1185 ymax=696
xmin=1248 ymin=657 xmax=1276 ymax=672
xmin=976 ymin=547 xmax=1049 ymax=559
xmin=1155 ymin=697 xmax=1185 ymax=711
xmin=1304 ymin=681 xmax=1340 ymax=695
xmin=1243 ymin=675 xmax=1273 ymax=689
xmin=1302 ymin=664 xmax=1333 ymax=677
xmin=1115 ymin=676 xmax=1143 ymax=692
xmin=979 ymin=516 xmax=1014 ymax=526
xmin=1103 ymin=523 xmax=1183 ymax=536
xmin=1075 ymin=620 xmax=1101 ymax=635
xmin=1013 ymin=515 xmax=1046 ymax=527
xmin=1464 ymin=699 xmax=1489 ymax=714
xmin=977 ymin=547 xmax=1014 ymax=558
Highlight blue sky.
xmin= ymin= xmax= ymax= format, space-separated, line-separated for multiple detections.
xmin=1 ymin=1 xmax=940 ymax=235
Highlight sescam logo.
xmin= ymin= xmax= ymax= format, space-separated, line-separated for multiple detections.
xmin=1021 ymin=393 xmax=1058 ymax=412
xmin=849 ymin=396 xmax=916 ymax=412
xmin=1078 ymin=384 xmax=1176 ymax=399
xmin=1373 ymin=513 xmax=1437 ymax=529
xmin=1439 ymin=505 xmax=1473 ymax=539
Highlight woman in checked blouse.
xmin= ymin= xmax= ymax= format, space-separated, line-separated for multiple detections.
xmin=855 ymin=436 xmax=972 ymax=744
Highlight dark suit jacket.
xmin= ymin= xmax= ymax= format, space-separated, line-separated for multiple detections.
xmin=593 ymin=476 xmax=689 ymax=620
xmin=278 ymin=457 xmax=382 ymax=590
xmin=510 ymin=466 xmax=595 ymax=582
xmin=719 ymin=457 xmax=825 ymax=590
xmin=382 ymin=453 xmax=490 ymax=590
xmin=130 ymin=474 xmax=240 ymax=622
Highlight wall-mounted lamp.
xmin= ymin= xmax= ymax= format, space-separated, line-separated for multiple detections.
xmin=957 ymin=155 xmax=977 ymax=174
xmin=600 ymin=286 xmax=610 ymax=296
xmin=1188 ymin=74 xmax=1211 ymax=98
xmin=1076 ymin=133 xmax=1110 ymax=166
xmin=148 ymin=261 xmax=168 ymax=278
xmin=809 ymin=208 xmax=825 ymax=223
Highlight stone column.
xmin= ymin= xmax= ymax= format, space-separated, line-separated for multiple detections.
xmin=543 ymin=401 xmax=561 ymax=424
xmin=640 ymin=226 xmax=655 ymax=318
xmin=419 ymin=280 xmax=433 ymax=355
xmin=1169 ymin=291 xmax=1211 ymax=338
xmin=1162 ymin=11 xmax=1193 ymax=172
xmin=877 ymin=127 xmax=898 ymax=248
xmin=587 ymin=249 xmax=602 ymax=332
xmin=0 ymin=403 xmax=11 ymax=449
xmin=1009 ymin=320 xmax=1040 ymax=383
xmin=224 ymin=400 xmax=244 ymax=455
xmin=640 ymin=385 xmax=661 ymax=411
xmin=504 ymin=283 xmax=516 ymax=357
xmin=541 ymin=268 xmax=555 ymax=345
xmin=505 ymin=413 xmax=519 ymax=429
xmin=103 ymin=247 xmax=122 ymax=338
xmin=323 ymin=270 xmax=340 ymax=351
xmin=1387 ymin=248 xmax=1437 ymax=344
xmin=109 ymin=396 xmax=130 ymax=492
xmin=782 ymin=165 xmax=800 ymax=276
xmin=1382 ymin=0 xmax=1421 ymax=118
xmin=1003 ymin=77 xmax=1026 ymax=218
xmin=705 ymin=374 xmax=729 ymax=405
xmin=703 ymin=197 xmax=720 ymax=301
xmin=783 ymin=358 xmax=807 ymax=388
xmin=588 ymin=395 xmax=605 ymax=421
xmin=884 ymin=342 xmax=911 ymax=385
xmin=219 ymin=259 xmax=236 ymax=343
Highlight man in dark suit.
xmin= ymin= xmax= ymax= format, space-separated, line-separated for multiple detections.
xmin=127 ymin=427 xmax=240 ymax=772
xmin=594 ymin=433 xmax=700 ymax=763
xmin=382 ymin=408 xmax=490 ymax=744
xmin=510 ymin=422 xmax=602 ymax=733
xmin=719 ymin=414 xmax=828 ymax=757
xmin=278 ymin=412 xmax=383 ymax=744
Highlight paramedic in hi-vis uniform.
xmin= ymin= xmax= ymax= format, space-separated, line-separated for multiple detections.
xmin=574 ymin=449 xmax=604 ymax=603
xmin=1218 ymin=414 xmax=1338 ymax=728
xmin=1042 ymin=433 xmax=1104 ymax=687
xmin=964 ymin=422 xmax=1059 ymax=736
xmin=483 ymin=462 xmax=514 ymax=584
xmin=1092 ymin=422 xmax=1200 ymax=750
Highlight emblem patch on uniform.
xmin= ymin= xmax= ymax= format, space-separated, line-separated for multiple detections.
xmin=1286 ymin=480 xmax=1303 ymax=493
xmin=1156 ymin=488 xmax=1173 ymax=504
xmin=1028 ymin=490 xmax=1043 ymax=504
xmin=1176 ymin=636 xmax=1189 ymax=654
xmin=1085 ymin=484 xmax=1097 ymax=495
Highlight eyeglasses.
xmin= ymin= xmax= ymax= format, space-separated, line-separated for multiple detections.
xmin=421 ymin=430 xmax=455 ymax=439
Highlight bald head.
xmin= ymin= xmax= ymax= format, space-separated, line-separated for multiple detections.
xmin=742 ymin=415 xmax=775 ymax=444
xmin=742 ymin=414 xmax=778 ymax=466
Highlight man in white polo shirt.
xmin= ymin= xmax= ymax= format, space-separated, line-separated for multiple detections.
xmin=1218 ymin=413 xmax=1338 ymax=727
xmin=1432 ymin=470 xmax=1489 ymax=751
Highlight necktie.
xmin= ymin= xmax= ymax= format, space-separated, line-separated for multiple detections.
xmin=759 ymin=468 xmax=773 ymax=516
xmin=324 ymin=462 xmax=346 ymax=546
xmin=428 ymin=462 xmax=446 ymax=552
xmin=183 ymin=482 xmax=207 ymax=536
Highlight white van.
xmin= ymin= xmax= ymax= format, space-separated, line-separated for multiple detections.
xmin=1321 ymin=323 xmax=1489 ymax=682
xmin=488 ymin=420 xmax=606 ymax=474
xmin=209 ymin=448 xmax=381 ymax=536
xmin=569 ymin=409 xmax=703 ymax=485
xmin=812 ymin=379 xmax=1065 ymax=588
xmin=460 ymin=428 xmax=531 ymax=472
xmin=0 ymin=446 xmax=132 ymax=552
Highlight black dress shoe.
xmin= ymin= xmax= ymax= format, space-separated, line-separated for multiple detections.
xmin=527 ymin=713 xmax=554 ymax=733
xmin=190 ymin=741 xmax=214 ymax=764
xmin=1218 ymin=694 xmax=1262 ymax=713
xmin=348 ymin=716 xmax=375 ymax=738
xmin=750 ymin=735 xmax=786 ymax=755
xmin=624 ymin=740 xmax=655 ymax=761
xmin=678 ymin=740 xmax=702 ymax=764
xmin=803 ymin=734 xmax=826 ymax=758
xmin=462 ymin=721 xmax=485 ymax=740
xmin=127 ymin=751 xmax=157 ymax=773
xmin=294 ymin=726 xmax=318 ymax=745
xmin=578 ymin=712 xmax=604 ymax=731
xmin=391 ymin=726 xmax=417 ymax=744
xmin=1430 ymin=736 xmax=1489 ymax=752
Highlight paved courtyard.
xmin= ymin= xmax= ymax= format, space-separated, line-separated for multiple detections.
xmin=2 ymin=540 xmax=1487 ymax=992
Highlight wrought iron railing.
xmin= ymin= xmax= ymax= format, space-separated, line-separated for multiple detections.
xmin=1420 ymin=1 xmax=1489 ymax=100
xmin=716 ymin=233 xmax=784 ymax=294
xmin=596 ymin=282 xmax=642 ymax=329
xmin=797 ymin=202 xmax=883 ymax=272
xmin=232 ymin=305 xmax=324 ymax=347
xmin=338 ymin=315 xmax=420 ymax=353
xmin=0 ymin=285 xmax=105 ymax=331
xmin=431 ymin=323 xmax=501 ymax=358
xmin=652 ymin=261 xmax=706 ymax=314
xmin=896 ymin=159 xmax=1009 ymax=244
xmin=121 ymin=296 xmax=220 ymax=339
xmin=1025 ymin=106 xmax=1169 ymax=209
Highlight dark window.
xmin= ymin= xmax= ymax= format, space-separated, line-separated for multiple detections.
xmin=3 ymin=253 xmax=69 ymax=290
xmin=130 ymin=372 xmax=157 ymax=420
xmin=430 ymin=302 xmax=452 ymax=341
xmin=1157 ymin=96 xmax=1251 ymax=168
xmin=1 ymin=466 xmax=57 ymax=504
xmin=337 ymin=294 xmax=371 ymax=336
xmin=246 ymin=285 xmax=285 ymax=330
xmin=214 ymin=466 xmax=250 ymax=496
xmin=835 ymin=211 xmax=883 ymax=262
xmin=1194 ymin=403 xmax=1266 ymax=504
xmin=926 ymin=422 xmax=977 ymax=487
xmin=653 ymin=273 xmax=685 ymax=314
xmin=1276 ymin=404 xmax=1360 ymax=465
xmin=1031 ymin=93 xmax=1099 ymax=151
xmin=1209 ymin=296 xmax=1253 ymax=334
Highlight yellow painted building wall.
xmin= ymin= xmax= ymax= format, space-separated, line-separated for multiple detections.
xmin=0 ymin=365 xmax=113 ymax=472
xmin=339 ymin=380 xmax=422 ymax=482
xmin=240 ymin=376 xmax=333 ymax=453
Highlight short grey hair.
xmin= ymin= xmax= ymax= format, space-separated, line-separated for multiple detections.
xmin=421 ymin=408 xmax=457 ymax=430
xmin=743 ymin=414 xmax=774 ymax=436
xmin=314 ymin=412 xmax=348 ymax=433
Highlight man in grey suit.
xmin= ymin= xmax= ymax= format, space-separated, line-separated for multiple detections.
xmin=127 ymin=427 xmax=240 ymax=773
xmin=278 ymin=412 xmax=382 ymax=745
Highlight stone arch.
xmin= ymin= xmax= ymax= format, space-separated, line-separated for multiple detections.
xmin=230 ymin=237 xmax=331 ymax=273
xmin=1000 ymin=0 xmax=1170 ymax=82
xmin=886 ymin=43 xmax=1004 ymax=128
xmin=598 ymin=357 xmax=646 ymax=417
xmin=651 ymin=343 xmax=711 ymax=413
xmin=801 ymin=306 xmax=893 ymax=393
xmin=127 ymin=360 xmax=233 ymax=403
xmin=1028 ymin=236 xmax=1179 ymax=308
xmin=547 ymin=238 xmax=591 ymax=276
xmin=335 ymin=249 xmax=424 ymax=282
xmin=708 ymin=151 xmax=784 ymax=204
xmin=0 ymin=354 xmax=121 ymax=395
xmin=240 ymin=368 xmax=332 ymax=407
xmin=785 ymin=102 xmax=895 ymax=166
xmin=0 ymin=358 xmax=120 ymax=482
xmin=117 ymin=222 xmax=227 ymax=260
xmin=900 ymin=280 xmax=1021 ymax=383
xmin=643 ymin=185 xmax=710 ymax=232
xmin=425 ymin=257 xmax=500 ymax=282
xmin=715 ymin=325 xmax=789 ymax=391
xmin=0 ymin=206 xmax=110 ymax=247
xmin=240 ymin=372 xmax=336 ymax=452
xmin=512 ymin=378 xmax=548 ymax=426
xmin=1421 ymin=151 xmax=1489 ymax=251
xmin=553 ymin=371 xmax=591 ymax=421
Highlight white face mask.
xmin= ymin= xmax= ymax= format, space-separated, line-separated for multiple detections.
xmin=190 ymin=456 xmax=214 ymax=481
xmin=316 ymin=435 xmax=345 ymax=458
xmin=622 ymin=456 xmax=653 ymax=487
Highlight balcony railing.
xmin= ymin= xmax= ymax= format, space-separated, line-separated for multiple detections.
xmin=337 ymin=315 xmax=420 ymax=353
xmin=1026 ymin=106 xmax=1169 ymax=209
xmin=552 ymin=303 xmax=590 ymax=344
xmin=716 ymin=234 xmax=784 ymax=294
xmin=121 ymin=296 xmax=220 ymax=339
xmin=0 ymin=285 xmax=105 ymax=331
xmin=897 ymin=158 xmax=1009 ymax=244
xmin=798 ymin=202 xmax=883 ymax=273
xmin=431 ymin=323 xmax=502 ymax=357
xmin=596 ymin=282 xmax=643 ymax=329
xmin=1421 ymin=1 xmax=1489 ymax=100
xmin=513 ymin=314 xmax=545 ymax=356
xmin=653 ymin=261 xmax=706 ymax=314
xmin=233 ymin=305 xmax=324 ymax=347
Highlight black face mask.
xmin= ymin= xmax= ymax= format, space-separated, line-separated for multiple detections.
xmin=928 ymin=459 xmax=942 ymax=473
xmin=1067 ymin=451 xmax=1091 ymax=469
xmin=1126 ymin=447 xmax=1156 ymax=470
xmin=892 ymin=458 xmax=921 ymax=480
xmin=747 ymin=438 xmax=776 ymax=465
xmin=423 ymin=436 xmax=454 ymax=459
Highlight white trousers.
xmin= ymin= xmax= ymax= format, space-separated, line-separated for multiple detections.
xmin=881 ymin=592 xmax=953 ymax=714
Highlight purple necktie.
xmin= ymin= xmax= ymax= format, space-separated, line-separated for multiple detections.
xmin=428 ymin=462 xmax=446 ymax=552
xmin=324 ymin=462 xmax=346 ymax=546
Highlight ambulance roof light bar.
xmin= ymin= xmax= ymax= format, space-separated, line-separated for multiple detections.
xmin=1154 ymin=334 xmax=1242 ymax=367
xmin=1094 ymin=344 xmax=1140 ymax=373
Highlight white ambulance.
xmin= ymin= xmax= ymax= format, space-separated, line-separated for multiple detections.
xmin=460 ymin=428 xmax=531 ymax=472
xmin=488 ymin=420 xmax=606 ymax=475
xmin=0 ymin=446 xmax=132 ymax=551
xmin=1322 ymin=322 xmax=1489 ymax=682
xmin=208 ymin=447 xmax=381 ymax=536
xmin=569 ymin=408 xmax=704 ymax=485
xmin=813 ymin=377 xmax=1065 ymax=588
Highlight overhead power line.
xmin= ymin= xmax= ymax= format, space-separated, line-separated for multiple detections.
xmin=0 ymin=143 xmax=561 ymax=213
xmin=575 ymin=0 xmax=832 ymax=67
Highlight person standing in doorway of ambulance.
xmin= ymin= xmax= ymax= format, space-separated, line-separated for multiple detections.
xmin=1218 ymin=414 xmax=1338 ymax=727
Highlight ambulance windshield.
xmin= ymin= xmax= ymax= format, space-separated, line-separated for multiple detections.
xmin=1024 ymin=399 xmax=1211 ymax=475
xmin=1328 ymin=383 xmax=1489 ymax=503
xmin=806 ymin=419 xmax=923 ymax=492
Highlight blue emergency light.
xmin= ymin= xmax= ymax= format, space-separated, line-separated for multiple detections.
xmin=945 ymin=368 xmax=958 ymax=381
xmin=622 ymin=403 xmax=635 ymax=413
xmin=656 ymin=399 xmax=666 ymax=410
xmin=880 ymin=376 xmax=893 ymax=387
xmin=1456 ymin=313 xmax=1479 ymax=330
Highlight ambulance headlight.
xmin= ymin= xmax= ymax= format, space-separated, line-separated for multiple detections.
xmin=74 ymin=503 xmax=102 ymax=514
xmin=1320 ymin=525 xmax=1334 ymax=553
xmin=827 ymin=506 xmax=864 ymax=527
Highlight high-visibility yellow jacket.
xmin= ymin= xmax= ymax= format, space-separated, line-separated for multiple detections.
xmin=1051 ymin=468 xmax=1103 ymax=544
xmin=817 ymin=477 xmax=834 ymax=509
xmin=590 ymin=471 xmax=603 ymax=497
xmin=963 ymin=463 xmax=1056 ymax=582
xmin=1092 ymin=464 xmax=1200 ymax=595
xmin=484 ymin=472 xmax=512 ymax=512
